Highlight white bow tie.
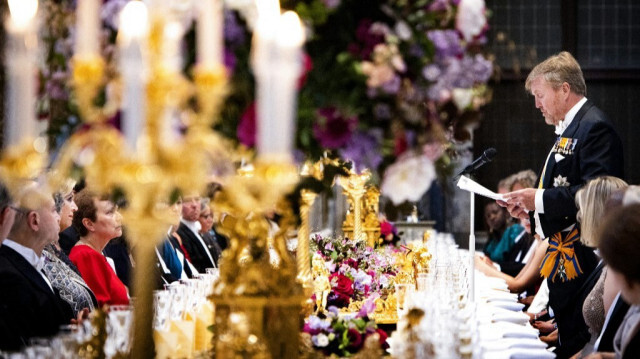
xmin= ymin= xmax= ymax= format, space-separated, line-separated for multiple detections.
xmin=555 ymin=121 xmax=566 ymax=135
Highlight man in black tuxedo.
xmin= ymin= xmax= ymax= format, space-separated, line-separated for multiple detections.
xmin=500 ymin=52 xmax=624 ymax=358
xmin=176 ymin=194 xmax=216 ymax=273
xmin=0 ymin=187 xmax=74 ymax=351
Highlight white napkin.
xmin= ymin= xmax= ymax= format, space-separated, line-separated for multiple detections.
xmin=482 ymin=337 xmax=548 ymax=351
xmin=482 ymin=347 xmax=556 ymax=359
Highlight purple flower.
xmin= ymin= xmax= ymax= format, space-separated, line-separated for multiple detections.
xmin=308 ymin=315 xmax=332 ymax=331
xmin=313 ymin=107 xmax=358 ymax=149
xmin=349 ymin=19 xmax=386 ymax=59
xmin=422 ymin=64 xmax=442 ymax=81
xmin=470 ymin=54 xmax=493 ymax=82
xmin=339 ymin=130 xmax=383 ymax=172
xmin=359 ymin=293 xmax=380 ymax=317
xmin=381 ymin=75 xmax=402 ymax=94
xmin=224 ymin=10 xmax=246 ymax=45
xmin=100 ymin=0 xmax=128 ymax=30
xmin=322 ymin=0 xmax=341 ymax=9
xmin=427 ymin=30 xmax=463 ymax=60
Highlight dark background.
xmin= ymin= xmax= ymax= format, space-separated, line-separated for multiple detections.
xmin=473 ymin=0 xmax=640 ymax=229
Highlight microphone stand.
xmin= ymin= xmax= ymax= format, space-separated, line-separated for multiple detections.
xmin=469 ymin=184 xmax=475 ymax=302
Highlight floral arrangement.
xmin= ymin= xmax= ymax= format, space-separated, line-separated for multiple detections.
xmin=228 ymin=0 xmax=493 ymax=201
xmin=378 ymin=219 xmax=400 ymax=246
xmin=301 ymin=306 xmax=387 ymax=358
xmin=311 ymin=234 xmax=398 ymax=309
xmin=37 ymin=0 xmax=493 ymax=204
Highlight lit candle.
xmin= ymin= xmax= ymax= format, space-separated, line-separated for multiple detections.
xmin=197 ymin=0 xmax=223 ymax=66
xmin=74 ymin=0 xmax=100 ymax=57
xmin=118 ymin=1 xmax=149 ymax=152
xmin=253 ymin=6 xmax=305 ymax=162
xmin=4 ymin=0 xmax=39 ymax=147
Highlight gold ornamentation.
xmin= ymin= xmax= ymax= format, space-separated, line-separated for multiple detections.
xmin=341 ymin=169 xmax=371 ymax=243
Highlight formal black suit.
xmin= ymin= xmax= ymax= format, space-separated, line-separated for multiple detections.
xmin=531 ymin=100 xmax=624 ymax=237
xmin=59 ymin=225 xmax=80 ymax=256
xmin=552 ymin=257 xmax=602 ymax=358
xmin=595 ymin=294 xmax=631 ymax=352
xmin=0 ymin=246 xmax=74 ymax=351
xmin=177 ymin=222 xmax=216 ymax=273
xmin=622 ymin=326 xmax=640 ymax=359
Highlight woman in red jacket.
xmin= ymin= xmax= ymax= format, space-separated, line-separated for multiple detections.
xmin=69 ymin=190 xmax=129 ymax=307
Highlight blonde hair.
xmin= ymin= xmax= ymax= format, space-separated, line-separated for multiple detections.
xmin=576 ymin=176 xmax=628 ymax=246
xmin=525 ymin=51 xmax=587 ymax=96
xmin=510 ymin=169 xmax=538 ymax=190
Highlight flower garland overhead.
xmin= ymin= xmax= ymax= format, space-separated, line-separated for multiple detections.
xmin=37 ymin=0 xmax=493 ymax=203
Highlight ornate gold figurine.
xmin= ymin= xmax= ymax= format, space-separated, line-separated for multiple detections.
xmin=340 ymin=169 xmax=371 ymax=243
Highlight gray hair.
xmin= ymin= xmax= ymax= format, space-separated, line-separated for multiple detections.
xmin=525 ymin=51 xmax=587 ymax=96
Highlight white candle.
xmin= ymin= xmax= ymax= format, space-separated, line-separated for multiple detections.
xmin=4 ymin=0 xmax=38 ymax=147
xmin=253 ymin=7 xmax=305 ymax=162
xmin=197 ymin=0 xmax=223 ymax=66
xmin=118 ymin=1 xmax=149 ymax=152
xmin=74 ymin=0 xmax=100 ymax=57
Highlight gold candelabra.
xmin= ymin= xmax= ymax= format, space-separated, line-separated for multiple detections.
xmin=49 ymin=9 xmax=230 ymax=358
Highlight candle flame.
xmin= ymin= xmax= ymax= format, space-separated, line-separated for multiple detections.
xmin=276 ymin=11 xmax=305 ymax=47
xmin=119 ymin=1 xmax=149 ymax=42
xmin=8 ymin=0 xmax=38 ymax=30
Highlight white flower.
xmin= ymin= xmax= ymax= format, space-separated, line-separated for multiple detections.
xmin=452 ymin=88 xmax=474 ymax=111
xmin=394 ymin=21 xmax=412 ymax=40
xmin=312 ymin=333 xmax=330 ymax=347
xmin=381 ymin=153 xmax=436 ymax=205
xmin=553 ymin=175 xmax=570 ymax=187
xmin=456 ymin=0 xmax=487 ymax=42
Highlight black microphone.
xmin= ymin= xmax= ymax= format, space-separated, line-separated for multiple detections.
xmin=457 ymin=148 xmax=497 ymax=177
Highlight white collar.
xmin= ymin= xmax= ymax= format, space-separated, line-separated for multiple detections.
xmin=181 ymin=219 xmax=202 ymax=235
xmin=556 ymin=97 xmax=587 ymax=135
xmin=3 ymin=238 xmax=45 ymax=271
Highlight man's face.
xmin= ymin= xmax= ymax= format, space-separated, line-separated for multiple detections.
xmin=36 ymin=199 xmax=61 ymax=247
xmin=530 ymin=77 xmax=566 ymax=126
xmin=181 ymin=196 xmax=201 ymax=222
xmin=92 ymin=199 xmax=123 ymax=240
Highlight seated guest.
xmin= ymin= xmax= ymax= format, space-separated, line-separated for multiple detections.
xmin=0 ymin=181 xmax=16 ymax=244
xmin=476 ymin=218 xmax=548 ymax=293
xmin=0 ymin=185 xmax=74 ymax=350
xmin=595 ymin=204 xmax=640 ymax=359
xmin=156 ymin=199 xmax=189 ymax=283
xmin=43 ymin=183 xmax=97 ymax=316
xmin=59 ymin=179 xmax=85 ymax=255
xmin=166 ymin=198 xmax=195 ymax=278
xmin=103 ymin=232 xmax=133 ymax=289
xmin=198 ymin=198 xmax=223 ymax=267
xmin=69 ymin=190 xmax=129 ymax=306
xmin=589 ymin=185 xmax=640 ymax=355
xmin=561 ymin=176 xmax=627 ymax=357
xmin=482 ymin=202 xmax=524 ymax=263
xmin=177 ymin=194 xmax=216 ymax=273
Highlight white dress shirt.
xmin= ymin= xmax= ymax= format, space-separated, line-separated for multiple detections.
xmin=3 ymin=238 xmax=54 ymax=292
xmin=533 ymin=97 xmax=588 ymax=238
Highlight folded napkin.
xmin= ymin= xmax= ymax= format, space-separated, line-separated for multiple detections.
xmin=482 ymin=337 xmax=548 ymax=351
xmin=482 ymin=347 xmax=556 ymax=359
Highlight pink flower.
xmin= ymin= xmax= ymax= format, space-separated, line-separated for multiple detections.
xmin=237 ymin=102 xmax=256 ymax=147
xmin=313 ymin=107 xmax=358 ymax=149
xmin=456 ymin=0 xmax=487 ymax=42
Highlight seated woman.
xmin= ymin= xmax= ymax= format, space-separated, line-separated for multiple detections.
xmin=594 ymin=204 xmax=640 ymax=359
xmin=553 ymin=176 xmax=627 ymax=357
xmin=69 ymin=190 xmax=129 ymax=307
xmin=482 ymin=202 xmax=525 ymax=264
xmin=42 ymin=182 xmax=97 ymax=316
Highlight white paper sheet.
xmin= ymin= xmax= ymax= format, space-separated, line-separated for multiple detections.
xmin=456 ymin=175 xmax=506 ymax=201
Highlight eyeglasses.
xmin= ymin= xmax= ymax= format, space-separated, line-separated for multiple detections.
xmin=200 ymin=214 xmax=213 ymax=219
xmin=9 ymin=205 xmax=29 ymax=214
